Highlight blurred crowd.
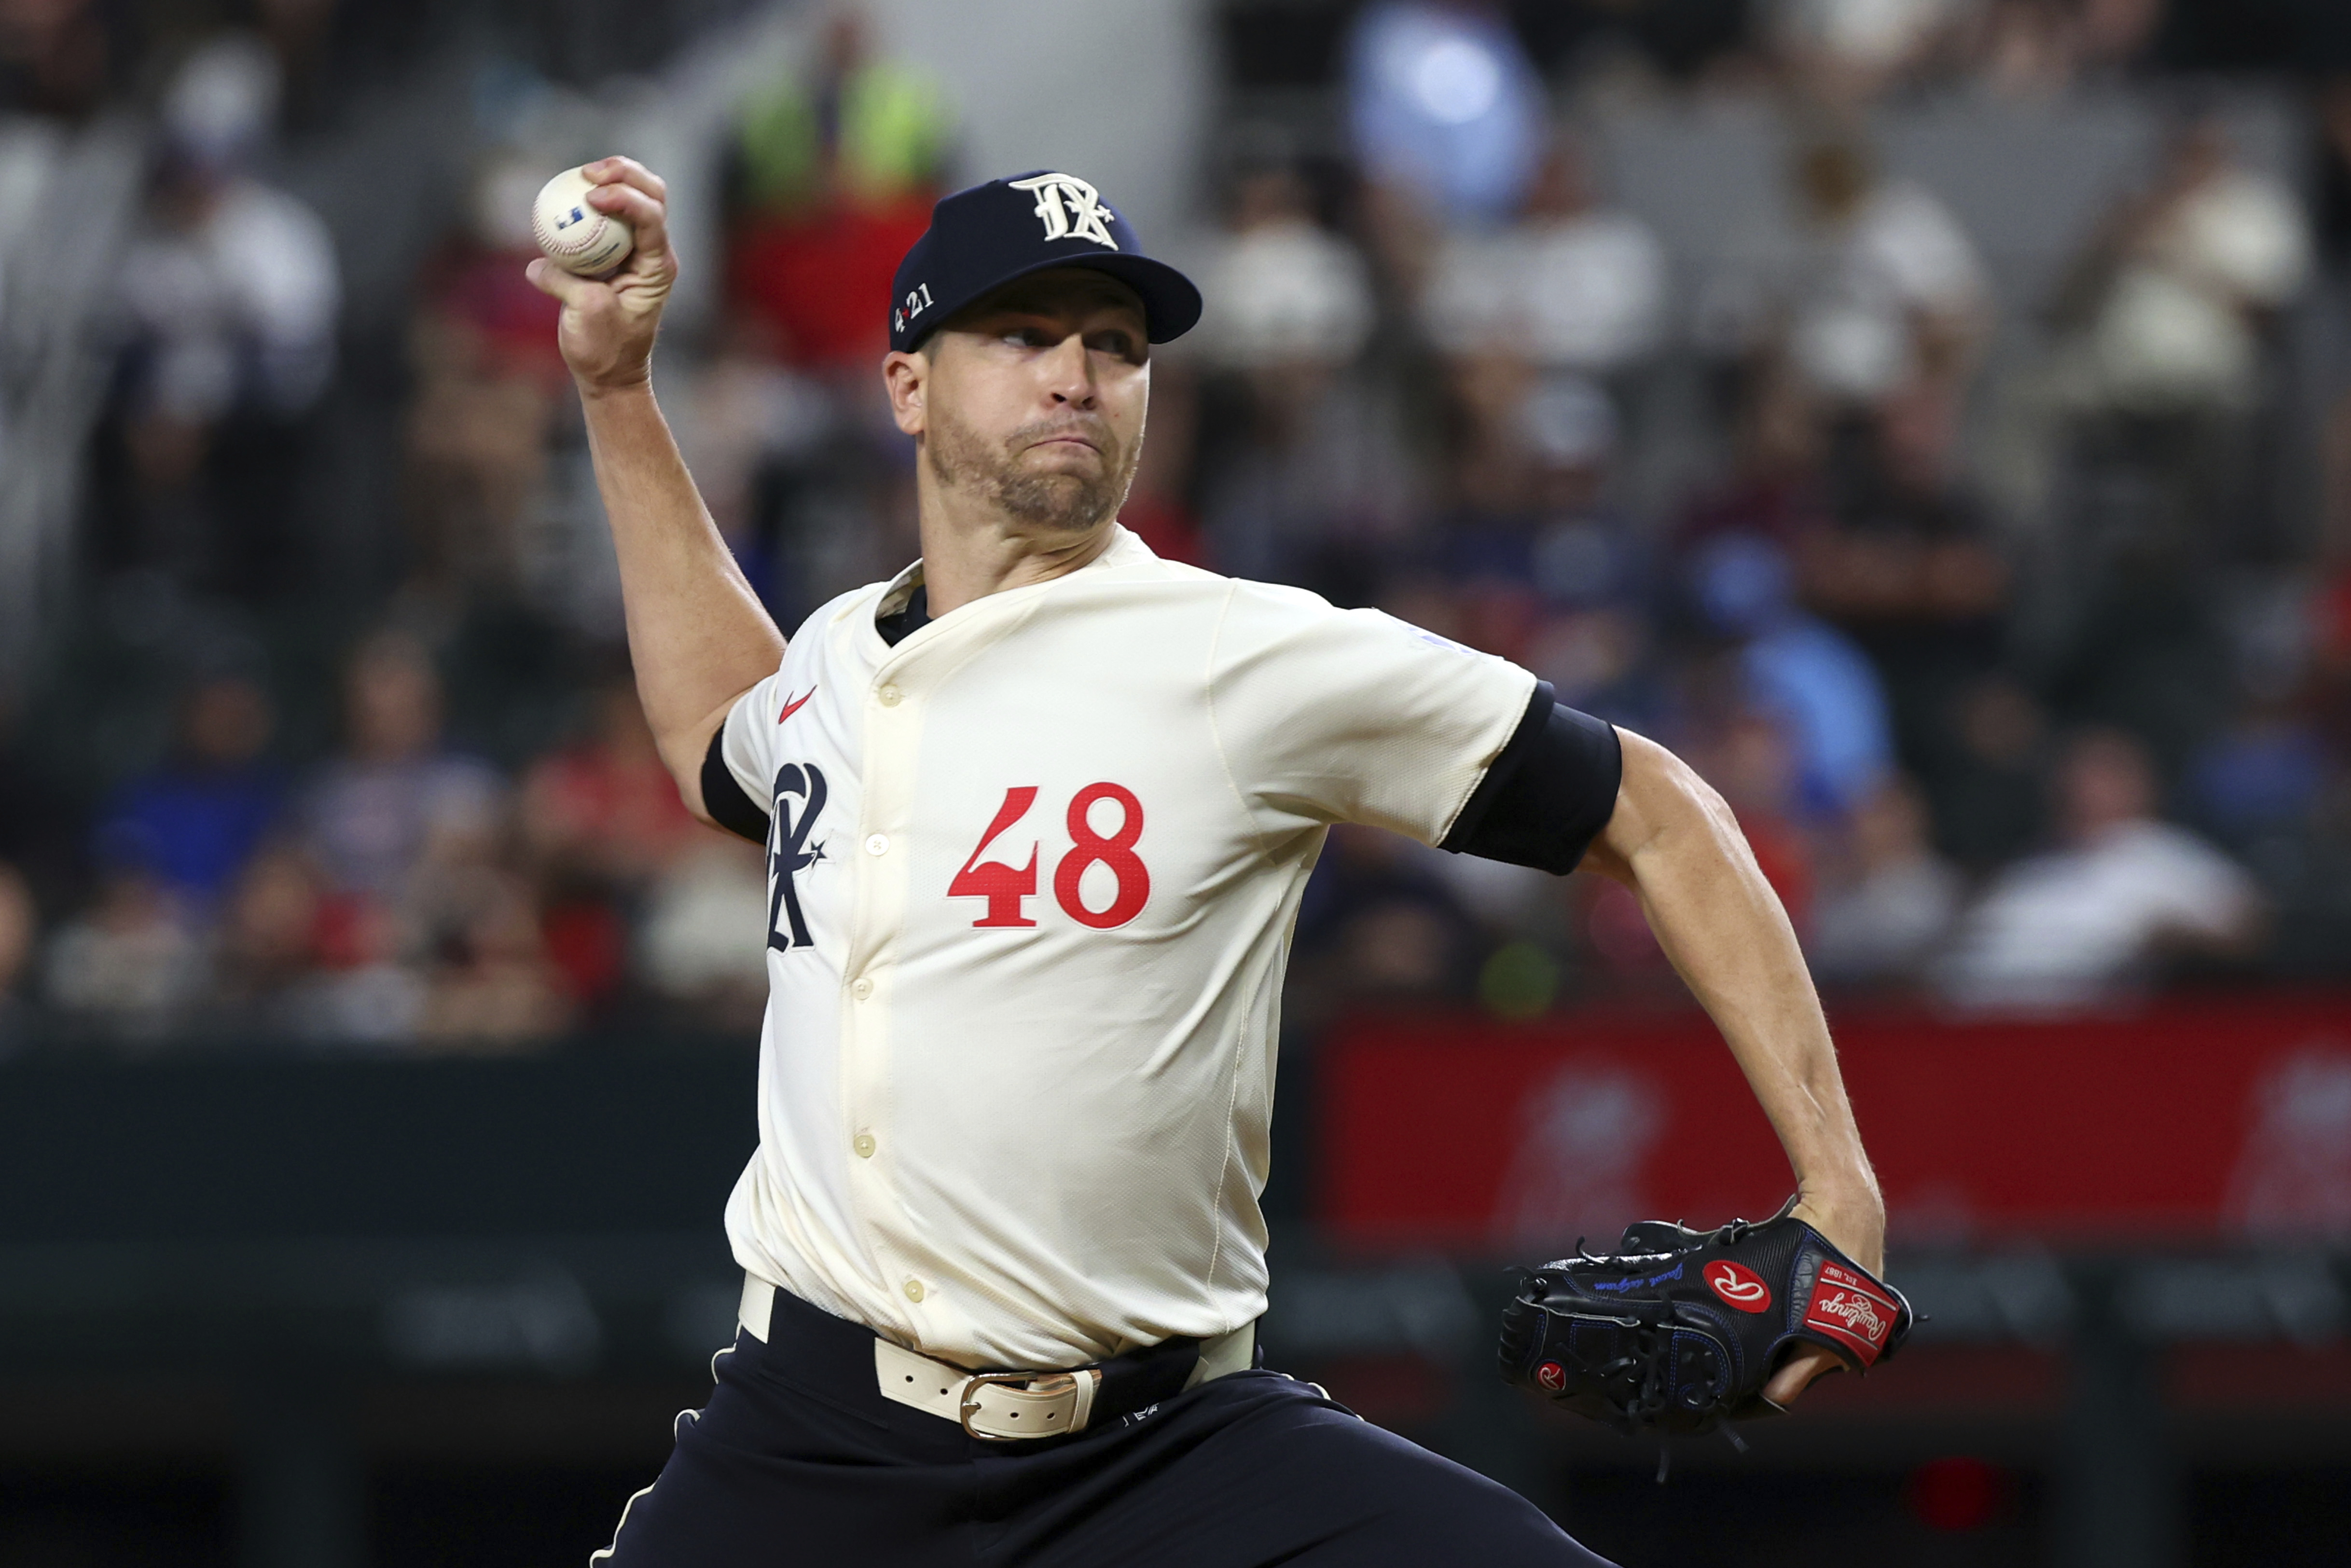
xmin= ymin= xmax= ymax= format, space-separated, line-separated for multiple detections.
xmin=4 ymin=0 xmax=2351 ymax=1055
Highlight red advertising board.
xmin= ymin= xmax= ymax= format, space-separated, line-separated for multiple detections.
xmin=1318 ymin=996 xmax=2351 ymax=1251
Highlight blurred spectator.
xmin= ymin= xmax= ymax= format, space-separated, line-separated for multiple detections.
xmin=1420 ymin=373 xmax=1638 ymax=671
xmin=1193 ymin=169 xmax=1416 ymax=582
xmin=1802 ymin=382 xmax=2012 ymax=780
xmin=1 ymin=0 xmax=140 ymax=675
xmin=2047 ymin=114 xmax=2312 ymax=574
xmin=0 ymin=0 xmax=113 ymax=120
xmin=111 ymin=35 xmax=338 ymax=591
xmin=93 ymin=674 xmax=283 ymax=908
xmin=677 ymin=313 xmax=836 ymax=562
xmin=2057 ymin=114 xmax=2311 ymax=419
xmin=284 ymin=876 xmax=425 ymax=1045
xmin=207 ymin=840 xmax=435 ymax=1048
xmin=523 ymin=679 xmax=703 ymax=889
xmin=298 ymin=631 xmax=504 ymax=905
xmin=1938 ymin=728 xmax=2265 ymax=1009
xmin=1806 ymin=385 xmax=2008 ymax=625
xmin=1680 ymin=361 xmax=1835 ymax=554
xmin=1931 ymin=675 xmax=2054 ymax=871
xmin=523 ymin=677 xmax=706 ymax=1009
xmin=0 ymin=861 xmax=32 ymax=1051
xmin=2186 ymin=697 xmax=2332 ymax=853
xmin=1690 ymin=531 xmax=1895 ymax=818
xmin=1968 ymin=0 xmax=2077 ymax=99
xmin=1196 ymin=166 xmax=1375 ymax=373
xmin=207 ymin=843 xmax=328 ymax=1034
xmin=727 ymin=8 xmax=951 ymax=368
xmin=737 ymin=7 xmax=950 ymax=217
xmin=43 ymin=870 xmax=207 ymax=1040
xmin=1292 ymin=825 xmax=1482 ymax=1016
xmin=8 ymin=0 xmax=2351 ymax=1053
xmin=1781 ymin=137 xmax=1988 ymax=407
xmin=1771 ymin=0 xmax=1964 ymax=102
xmin=1966 ymin=0 xmax=2164 ymax=99
xmin=639 ymin=843 xmax=772 ymax=1031
xmin=416 ymin=154 xmax=567 ymax=386
xmin=417 ymin=868 xmax=573 ymax=1049
xmin=1809 ymin=775 xmax=1962 ymax=987
xmin=1423 ymin=133 xmax=1669 ymax=377
xmin=403 ymin=156 xmax=567 ymax=597
xmin=1346 ymin=1 xmax=1546 ymax=229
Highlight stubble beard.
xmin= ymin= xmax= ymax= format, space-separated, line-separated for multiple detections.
xmin=925 ymin=406 xmax=1140 ymax=536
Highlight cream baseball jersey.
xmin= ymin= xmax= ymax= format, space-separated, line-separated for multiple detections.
xmin=709 ymin=525 xmax=1551 ymax=1371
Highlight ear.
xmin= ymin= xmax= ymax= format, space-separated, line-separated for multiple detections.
xmin=883 ymin=348 xmax=928 ymax=438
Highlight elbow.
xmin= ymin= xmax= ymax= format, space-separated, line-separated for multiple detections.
xmin=1618 ymin=730 xmax=1741 ymax=854
xmin=655 ymin=730 xmax=711 ymax=803
xmin=1593 ymin=729 xmax=1777 ymax=907
xmin=655 ymin=721 xmax=726 ymax=827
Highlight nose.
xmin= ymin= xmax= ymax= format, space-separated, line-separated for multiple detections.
xmin=1038 ymin=331 xmax=1097 ymax=410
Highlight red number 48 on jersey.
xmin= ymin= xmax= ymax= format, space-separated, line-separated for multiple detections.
xmin=950 ymin=784 xmax=1150 ymax=930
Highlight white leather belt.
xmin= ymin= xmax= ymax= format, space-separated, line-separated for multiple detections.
xmin=875 ymin=1338 xmax=1102 ymax=1438
xmin=739 ymin=1275 xmax=1255 ymax=1441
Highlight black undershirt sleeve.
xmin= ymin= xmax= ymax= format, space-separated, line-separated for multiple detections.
xmin=701 ymin=721 xmax=771 ymax=846
xmin=1438 ymin=681 xmax=1624 ymax=874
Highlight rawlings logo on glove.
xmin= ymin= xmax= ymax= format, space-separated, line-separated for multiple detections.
xmin=1803 ymin=1262 xmax=1902 ymax=1362
xmin=1498 ymin=1200 xmax=1911 ymax=1438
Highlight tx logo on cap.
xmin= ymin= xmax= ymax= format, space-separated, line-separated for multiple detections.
xmin=1008 ymin=173 xmax=1120 ymax=250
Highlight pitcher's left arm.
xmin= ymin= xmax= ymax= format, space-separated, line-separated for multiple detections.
xmin=1574 ymin=728 xmax=1885 ymax=1405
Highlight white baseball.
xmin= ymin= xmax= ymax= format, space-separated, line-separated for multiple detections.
xmin=531 ymin=165 xmax=634 ymax=276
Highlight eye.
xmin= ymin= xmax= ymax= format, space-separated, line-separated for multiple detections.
xmin=1006 ymin=325 xmax=1056 ymax=349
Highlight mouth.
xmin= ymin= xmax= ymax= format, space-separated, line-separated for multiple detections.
xmin=1028 ymin=434 xmax=1101 ymax=455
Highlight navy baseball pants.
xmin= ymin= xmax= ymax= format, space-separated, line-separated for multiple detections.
xmin=595 ymin=1284 xmax=1618 ymax=1567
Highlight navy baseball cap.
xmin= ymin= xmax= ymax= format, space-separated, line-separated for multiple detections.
xmin=887 ymin=171 xmax=1203 ymax=354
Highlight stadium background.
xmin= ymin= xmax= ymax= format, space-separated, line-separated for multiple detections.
xmin=3 ymin=0 xmax=2350 ymax=1562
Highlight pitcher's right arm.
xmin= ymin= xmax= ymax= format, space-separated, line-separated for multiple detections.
xmin=528 ymin=157 xmax=785 ymax=822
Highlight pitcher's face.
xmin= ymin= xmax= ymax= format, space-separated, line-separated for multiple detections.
xmin=886 ymin=269 xmax=1151 ymax=538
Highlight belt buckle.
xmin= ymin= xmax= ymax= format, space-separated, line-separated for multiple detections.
xmin=958 ymin=1369 xmax=1076 ymax=1440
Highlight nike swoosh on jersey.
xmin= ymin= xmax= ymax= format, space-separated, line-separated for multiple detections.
xmin=778 ymin=688 xmax=816 ymax=724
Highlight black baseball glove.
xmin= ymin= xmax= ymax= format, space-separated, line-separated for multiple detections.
xmin=1498 ymin=1201 xmax=1911 ymax=1437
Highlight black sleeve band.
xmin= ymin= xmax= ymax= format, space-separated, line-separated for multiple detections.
xmin=701 ymin=722 xmax=771 ymax=846
xmin=1439 ymin=681 xmax=1623 ymax=874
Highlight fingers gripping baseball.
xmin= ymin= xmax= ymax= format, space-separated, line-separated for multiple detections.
xmin=528 ymin=157 xmax=678 ymax=392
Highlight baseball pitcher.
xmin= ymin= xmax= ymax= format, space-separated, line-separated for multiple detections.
xmin=529 ymin=159 xmax=1890 ymax=1567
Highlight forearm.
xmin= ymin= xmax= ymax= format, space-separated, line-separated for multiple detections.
xmin=524 ymin=158 xmax=784 ymax=812
xmin=1586 ymin=734 xmax=1883 ymax=1265
xmin=581 ymin=382 xmax=784 ymax=798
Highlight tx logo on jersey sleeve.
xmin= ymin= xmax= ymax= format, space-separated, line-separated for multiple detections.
xmin=767 ymin=763 xmax=828 ymax=953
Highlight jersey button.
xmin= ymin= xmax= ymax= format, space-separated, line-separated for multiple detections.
xmin=903 ymin=1279 xmax=926 ymax=1304
xmin=878 ymin=684 xmax=902 ymax=707
xmin=853 ymin=1132 xmax=877 ymax=1158
xmin=864 ymin=833 xmax=889 ymax=856
xmin=852 ymin=977 xmax=873 ymax=1000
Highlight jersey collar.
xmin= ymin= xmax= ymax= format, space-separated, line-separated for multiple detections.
xmin=869 ymin=522 xmax=1154 ymax=635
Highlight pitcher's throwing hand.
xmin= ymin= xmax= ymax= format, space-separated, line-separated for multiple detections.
xmin=526 ymin=157 xmax=676 ymax=394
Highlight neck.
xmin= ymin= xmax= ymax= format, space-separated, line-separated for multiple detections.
xmin=912 ymin=460 xmax=1118 ymax=616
